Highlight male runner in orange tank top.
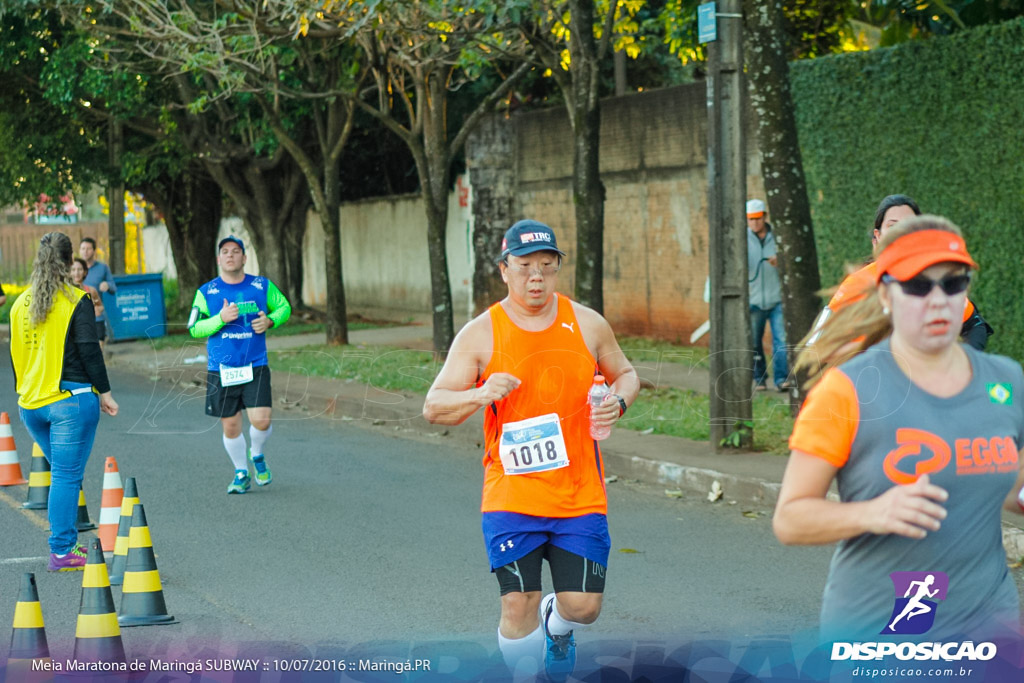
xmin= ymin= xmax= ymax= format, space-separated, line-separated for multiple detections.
xmin=424 ymin=220 xmax=639 ymax=682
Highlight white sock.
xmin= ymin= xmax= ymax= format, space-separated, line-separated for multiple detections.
xmin=498 ymin=625 xmax=543 ymax=680
xmin=249 ymin=424 xmax=272 ymax=458
xmin=544 ymin=594 xmax=588 ymax=637
xmin=223 ymin=433 xmax=248 ymax=471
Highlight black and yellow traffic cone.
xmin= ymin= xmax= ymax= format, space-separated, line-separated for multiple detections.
xmin=108 ymin=477 xmax=140 ymax=586
xmin=6 ymin=572 xmax=52 ymax=680
xmin=22 ymin=443 xmax=49 ymax=510
xmin=72 ymin=538 xmax=126 ymax=665
xmin=118 ymin=503 xmax=175 ymax=626
xmin=75 ymin=485 xmax=96 ymax=532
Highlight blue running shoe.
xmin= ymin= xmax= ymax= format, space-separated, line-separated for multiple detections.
xmin=227 ymin=470 xmax=251 ymax=494
xmin=250 ymin=451 xmax=272 ymax=486
xmin=541 ymin=593 xmax=576 ymax=682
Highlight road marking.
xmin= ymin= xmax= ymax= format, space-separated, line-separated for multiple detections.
xmin=0 ymin=556 xmax=46 ymax=565
xmin=0 ymin=487 xmax=48 ymax=531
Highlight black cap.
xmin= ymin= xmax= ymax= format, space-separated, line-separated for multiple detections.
xmin=497 ymin=220 xmax=565 ymax=263
xmin=218 ymin=236 xmax=245 ymax=254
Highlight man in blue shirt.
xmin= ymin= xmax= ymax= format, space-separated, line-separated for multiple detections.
xmin=80 ymin=237 xmax=117 ymax=350
xmin=188 ymin=236 xmax=291 ymax=494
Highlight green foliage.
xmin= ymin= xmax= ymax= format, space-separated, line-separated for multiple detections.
xmin=719 ymin=420 xmax=754 ymax=449
xmin=791 ymin=17 xmax=1024 ymax=360
xmin=0 ymin=11 xmax=108 ymax=206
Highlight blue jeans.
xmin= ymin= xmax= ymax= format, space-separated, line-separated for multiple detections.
xmin=20 ymin=388 xmax=100 ymax=554
xmin=751 ymin=303 xmax=788 ymax=387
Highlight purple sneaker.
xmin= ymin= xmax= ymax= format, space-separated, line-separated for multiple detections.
xmin=47 ymin=543 xmax=87 ymax=572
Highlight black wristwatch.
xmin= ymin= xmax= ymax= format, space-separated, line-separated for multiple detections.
xmin=611 ymin=394 xmax=627 ymax=417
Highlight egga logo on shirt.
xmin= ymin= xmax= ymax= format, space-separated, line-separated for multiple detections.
xmin=882 ymin=571 xmax=948 ymax=636
xmin=882 ymin=428 xmax=1017 ymax=483
xmin=882 ymin=428 xmax=950 ymax=485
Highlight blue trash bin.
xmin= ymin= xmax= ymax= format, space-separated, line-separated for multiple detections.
xmin=101 ymin=274 xmax=167 ymax=340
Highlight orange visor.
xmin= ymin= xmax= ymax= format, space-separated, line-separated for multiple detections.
xmin=875 ymin=230 xmax=977 ymax=283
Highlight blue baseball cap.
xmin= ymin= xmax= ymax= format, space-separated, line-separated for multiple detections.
xmin=218 ymin=235 xmax=245 ymax=254
xmin=497 ymin=220 xmax=566 ymax=263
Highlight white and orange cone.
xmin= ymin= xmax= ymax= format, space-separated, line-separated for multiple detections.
xmin=97 ymin=457 xmax=123 ymax=551
xmin=0 ymin=411 xmax=27 ymax=486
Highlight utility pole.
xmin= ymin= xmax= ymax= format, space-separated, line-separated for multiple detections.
xmin=704 ymin=0 xmax=753 ymax=450
xmin=107 ymin=120 xmax=126 ymax=275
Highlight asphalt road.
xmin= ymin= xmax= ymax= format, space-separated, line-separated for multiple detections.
xmin=0 ymin=349 xmax=1020 ymax=681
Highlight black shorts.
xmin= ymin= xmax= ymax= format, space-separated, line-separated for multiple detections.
xmin=205 ymin=365 xmax=273 ymax=417
xmin=494 ymin=544 xmax=607 ymax=596
xmin=95 ymin=320 xmax=107 ymax=341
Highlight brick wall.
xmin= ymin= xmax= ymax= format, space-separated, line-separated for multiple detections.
xmin=472 ymin=84 xmax=764 ymax=342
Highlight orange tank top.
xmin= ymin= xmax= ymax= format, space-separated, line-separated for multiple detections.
xmin=480 ymin=294 xmax=607 ymax=517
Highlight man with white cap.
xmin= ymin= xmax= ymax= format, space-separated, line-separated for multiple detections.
xmin=746 ymin=199 xmax=791 ymax=391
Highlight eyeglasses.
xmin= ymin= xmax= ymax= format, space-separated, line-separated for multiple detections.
xmin=881 ymin=272 xmax=971 ymax=297
xmin=504 ymin=261 xmax=561 ymax=276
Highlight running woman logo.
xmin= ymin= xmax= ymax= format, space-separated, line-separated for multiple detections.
xmin=882 ymin=428 xmax=951 ymax=485
xmin=881 ymin=571 xmax=949 ymax=635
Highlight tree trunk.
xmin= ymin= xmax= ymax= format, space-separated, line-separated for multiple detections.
xmin=140 ymin=169 xmax=221 ymax=314
xmin=467 ymin=114 xmax=517 ymax=316
xmin=107 ymin=120 xmax=126 ymax=275
xmin=283 ymin=194 xmax=308 ymax=312
xmin=744 ymin=0 xmax=822 ymax=402
xmin=571 ymin=100 xmax=605 ymax=313
xmin=422 ymin=73 xmax=455 ymax=355
xmin=323 ymin=163 xmax=348 ymax=345
xmin=568 ymin=0 xmax=606 ymax=313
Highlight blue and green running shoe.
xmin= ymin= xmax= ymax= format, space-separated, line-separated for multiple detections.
xmin=541 ymin=593 xmax=576 ymax=682
xmin=227 ymin=469 xmax=251 ymax=494
xmin=250 ymin=451 xmax=272 ymax=486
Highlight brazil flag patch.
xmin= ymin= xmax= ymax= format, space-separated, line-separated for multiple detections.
xmin=987 ymin=383 xmax=1013 ymax=405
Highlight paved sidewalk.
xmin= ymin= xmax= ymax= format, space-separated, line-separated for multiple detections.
xmin=103 ymin=322 xmax=1024 ymax=560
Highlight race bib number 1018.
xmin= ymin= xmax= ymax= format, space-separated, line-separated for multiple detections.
xmin=498 ymin=413 xmax=570 ymax=475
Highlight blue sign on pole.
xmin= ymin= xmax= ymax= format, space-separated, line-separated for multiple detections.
xmin=698 ymin=2 xmax=717 ymax=43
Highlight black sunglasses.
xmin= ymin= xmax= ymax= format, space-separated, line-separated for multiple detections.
xmin=881 ymin=272 xmax=971 ymax=297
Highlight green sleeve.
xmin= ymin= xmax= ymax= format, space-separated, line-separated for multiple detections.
xmin=266 ymin=281 xmax=291 ymax=330
xmin=188 ymin=289 xmax=226 ymax=339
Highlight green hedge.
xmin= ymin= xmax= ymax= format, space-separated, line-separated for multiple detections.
xmin=791 ymin=18 xmax=1024 ymax=360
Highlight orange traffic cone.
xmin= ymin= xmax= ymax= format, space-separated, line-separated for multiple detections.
xmin=108 ymin=477 xmax=139 ymax=586
xmin=0 ymin=411 xmax=27 ymax=486
xmin=72 ymin=538 xmax=126 ymax=665
xmin=6 ymin=572 xmax=52 ymax=681
xmin=118 ymin=503 xmax=175 ymax=626
xmin=97 ymin=456 xmax=123 ymax=551
xmin=22 ymin=444 xmax=49 ymax=510
xmin=75 ymin=485 xmax=96 ymax=532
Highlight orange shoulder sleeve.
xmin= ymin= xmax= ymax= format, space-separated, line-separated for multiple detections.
xmin=827 ymin=263 xmax=877 ymax=312
xmin=789 ymin=368 xmax=860 ymax=467
xmin=962 ymin=299 xmax=975 ymax=323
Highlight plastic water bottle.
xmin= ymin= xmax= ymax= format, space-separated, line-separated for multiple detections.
xmin=1018 ymin=486 xmax=1024 ymax=512
xmin=589 ymin=375 xmax=611 ymax=441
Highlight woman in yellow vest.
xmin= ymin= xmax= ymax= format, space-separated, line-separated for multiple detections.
xmin=10 ymin=232 xmax=119 ymax=571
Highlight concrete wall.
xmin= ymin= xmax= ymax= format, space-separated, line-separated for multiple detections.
xmin=497 ymin=84 xmax=763 ymax=341
xmin=142 ymin=217 xmax=261 ymax=279
xmin=301 ymin=178 xmax=474 ymax=317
